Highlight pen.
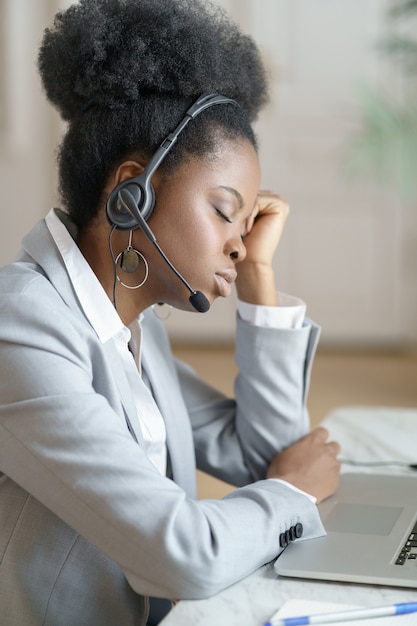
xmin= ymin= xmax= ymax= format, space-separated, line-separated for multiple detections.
xmin=264 ymin=601 xmax=417 ymax=626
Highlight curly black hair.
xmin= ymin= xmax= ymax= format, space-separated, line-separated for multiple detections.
xmin=38 ymin=0 xmax=269 ymax=228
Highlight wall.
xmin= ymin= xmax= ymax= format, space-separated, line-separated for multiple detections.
xmin=165 ymin=0 xmax=417 ymax=347
xmin=0 ymin=1 xmax=62 ymax=265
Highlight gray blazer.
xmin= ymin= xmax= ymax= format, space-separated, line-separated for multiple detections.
xmin=0 ymin=217 xmax=324 ymax=625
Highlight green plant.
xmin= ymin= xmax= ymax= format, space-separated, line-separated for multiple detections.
xmin=348 ymin=0 xmax=417 ymax=200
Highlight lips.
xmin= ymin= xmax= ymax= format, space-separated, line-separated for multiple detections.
xmin=214 ymin=269 xmax=237 ymax=298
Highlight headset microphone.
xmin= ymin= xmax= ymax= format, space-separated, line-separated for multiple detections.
xmin=118 ymin=189 xmax=210 ymax=313
xmin=106 ymin=92 xmax=238 ymax=313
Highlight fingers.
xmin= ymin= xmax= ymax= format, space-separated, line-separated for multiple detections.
xmin=311 ymin=426 xmax=329 ymax=441
xmin=327 ymin=440 xmax=341 ymax=456
xmin=310 ymin=426 xmax=341 ymax=457
xmin=243 ymin=192 xmax=290 ymax=253
xmin=255 ymin=192 xmax=290 ymax=217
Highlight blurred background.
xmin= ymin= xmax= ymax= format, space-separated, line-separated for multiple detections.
xmin=1 ymin=1 xmax=416 ymax=471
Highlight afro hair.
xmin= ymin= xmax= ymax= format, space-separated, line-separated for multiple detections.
xmin=38 ymin=0 xmax=269 ymax=227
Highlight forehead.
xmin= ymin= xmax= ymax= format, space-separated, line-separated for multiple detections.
xmin=154 ymin=137 xmax=260 ymax=212
xmin=194 ymin=138 xmax=260 ymax=198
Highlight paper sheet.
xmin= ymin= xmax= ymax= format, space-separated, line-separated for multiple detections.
xmin=267 ymin=599 xmax=417 ymax=625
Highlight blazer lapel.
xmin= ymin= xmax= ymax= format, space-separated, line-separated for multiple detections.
xmin=21 ymin=217 xmax=145 ymax=447
xmin=141 ymin=312 xmax=197 ymax=498
xmin=101 ymin=339 xmax=145 ymax=447
xmin=21 ymin=217 xmax=196 ymax=495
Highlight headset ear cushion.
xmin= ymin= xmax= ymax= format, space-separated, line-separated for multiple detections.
xmin=140 ymin=182 xmax=155 ymax=222
xmin=106 ymin=179 xmax=155 ymax=229
xmin=106 ymin=182 xmax=141 ymax=230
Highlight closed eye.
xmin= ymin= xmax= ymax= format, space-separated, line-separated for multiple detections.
xmin=215 ymin=208 xmax=232 ymax=223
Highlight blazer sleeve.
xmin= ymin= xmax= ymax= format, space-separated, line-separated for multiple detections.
xmin=177 ymin=313 xmax=321 ymax=486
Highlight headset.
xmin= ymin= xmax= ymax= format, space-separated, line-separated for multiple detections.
xmin=106 ymin=93 xmax=239 ymax=313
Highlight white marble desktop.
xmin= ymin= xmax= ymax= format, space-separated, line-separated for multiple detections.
xmin=160 ymin=562 xmax=415 ymax=626
xmin=160 ymin=407 xmax=417 ymax=626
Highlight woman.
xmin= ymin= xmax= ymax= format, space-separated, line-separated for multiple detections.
xmin=0 ymin=1 xmax=340 ymax=624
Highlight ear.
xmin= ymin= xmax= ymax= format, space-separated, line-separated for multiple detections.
xmin=103 ymin=160 xmax=146 ymax=201
xmin=113 ymin=160 xmax=146 ymax=186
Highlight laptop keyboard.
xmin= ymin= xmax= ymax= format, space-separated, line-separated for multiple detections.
xmin=395 ymin=519 xmax=417 ymax=565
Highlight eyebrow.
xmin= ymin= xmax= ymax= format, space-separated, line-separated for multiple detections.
xmin=216 ymin=185 xmax=244 ymax=209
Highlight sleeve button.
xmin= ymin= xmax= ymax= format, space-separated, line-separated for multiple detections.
xmin=295 ymin=522 xmax=303 ymax=538
xmin=288 ymin=526 xmax=296 ymax=541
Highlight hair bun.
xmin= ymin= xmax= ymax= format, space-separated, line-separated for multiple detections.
xmin=38 ymin=0 xmax=267 ymax=122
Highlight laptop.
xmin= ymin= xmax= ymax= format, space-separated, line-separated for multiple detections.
xmin=275 ymin=472 xmax=417 ymax=588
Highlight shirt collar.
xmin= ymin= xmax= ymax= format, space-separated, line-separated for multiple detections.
xmin=45 ymin=208 xmax=126 ymax=344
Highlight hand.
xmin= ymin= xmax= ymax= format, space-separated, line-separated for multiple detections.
xmin=235 ymin=192 xmax=290 ymax=305
xmin=266 ymin=427 xmax=341 ymax=503
xmin=243 ymin=191 xmax=290 ymax=267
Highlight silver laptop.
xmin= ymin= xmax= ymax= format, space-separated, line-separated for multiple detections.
xmin=275 ymin=472 xmax=417 ymax=588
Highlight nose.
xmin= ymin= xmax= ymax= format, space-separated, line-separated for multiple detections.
xmin=225 ymin=236 xmax=246 ymax=263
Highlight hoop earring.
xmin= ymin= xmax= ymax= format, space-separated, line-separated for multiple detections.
xmin=115 ymin=231 xmax=149 ymax=290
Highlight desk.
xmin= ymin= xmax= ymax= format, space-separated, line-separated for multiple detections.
xmin=160 ymin=407 xmax=417 ymax=626
xmin=160 ymin=562 xmax=414 ymax=626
